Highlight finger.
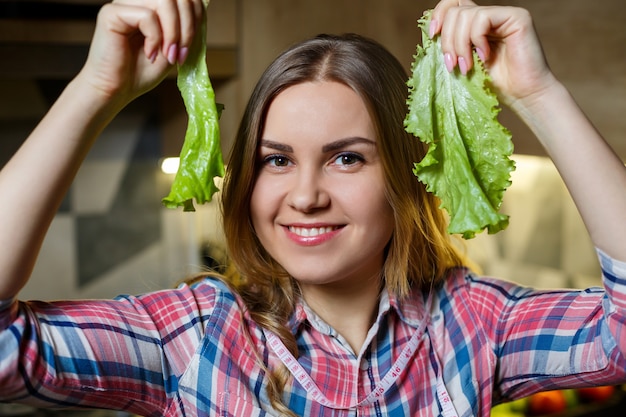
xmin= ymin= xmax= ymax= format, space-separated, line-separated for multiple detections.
xmin=430 ymin=0 xmax=476 ymax=38
xmin=176 ymin=0 xmax=203 ymax=63
xmin=438 ymin=6 xmax=461 ymax=72
xmin=114 ymin=0 xmax=204 ymax=64
xmin=98 ymin=3 xmax=163 ymax=63
xmin=467 ymin=6 xmax=531 ymax=65
xmin=439 ymin=5 xmax=493 ymax=75
xmin=150 ymin=0 xmax=183 ymax=65
xmin=158 ymin=0 xmax=207 ymax=64
xmin=450 ymin=8 xmax=477 ymax=74
xmin=455 ymin=6 xmax=498 ymax=74
xmin=468 ymin=9 xmax=495 ymax=64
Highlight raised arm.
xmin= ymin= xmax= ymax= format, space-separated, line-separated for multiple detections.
xmin=0 ymin=0 xmax=205 ymax=299
xmin=431 ymin=0 xmax=626 ymax=261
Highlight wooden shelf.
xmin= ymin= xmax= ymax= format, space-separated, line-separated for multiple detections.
xmin=0 ymin=43 xmax=237 ymax=79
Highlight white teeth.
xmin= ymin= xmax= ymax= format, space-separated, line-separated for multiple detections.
xmin=289 ymin=226 xmax=335 ymax=237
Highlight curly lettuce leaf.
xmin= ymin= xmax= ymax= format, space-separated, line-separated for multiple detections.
xmin=162 ymin=0 xmax=225 ymax=212
xmin=404 ymin=10 xmax=515 ymax=239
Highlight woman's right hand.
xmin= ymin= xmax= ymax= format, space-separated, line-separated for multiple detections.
xmin=77 ymin=0 xmax=205 ymax=109
xmin=0 ymin=0 xmax=206 ymax=300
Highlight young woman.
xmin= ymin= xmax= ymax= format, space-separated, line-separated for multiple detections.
xmin=1 ymin=0 xmax=625 ymax=416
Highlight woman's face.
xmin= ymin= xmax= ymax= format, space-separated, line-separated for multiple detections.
xmin=250 ymin=81 xmax=394 ymax=290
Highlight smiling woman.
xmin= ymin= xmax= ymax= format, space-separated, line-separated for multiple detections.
xmin=218 ymin=33 xmax=469 ymax=413
xmin=1 ymin=1 xmax=626 ymax=416
xmin=250 ymin=81 xmax=394 ymax=351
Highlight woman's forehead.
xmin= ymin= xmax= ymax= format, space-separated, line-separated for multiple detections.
xmin=260 ymin=82 xmax=376 ymax=147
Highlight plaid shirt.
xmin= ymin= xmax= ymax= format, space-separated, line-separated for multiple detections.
xmin=1 ymin=249 xmax=625 ymax=416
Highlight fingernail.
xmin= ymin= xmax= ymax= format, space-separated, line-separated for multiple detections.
xmin=167 ymin=44 xmax=178 ymax=65
xmin=475 ymin=47 xmax=486 ymax=62
xmin=458 ymin=56 xmax=468 ymax=75
xmin=444 ymin=53 xmax=455 ymax=73
xmin=429 ymin=19 xmax=439 ymax=38
xmin=178 ymin=46 xmax=189 ymax=65
xmin=148 ymin=50 xmax=158 ymax=64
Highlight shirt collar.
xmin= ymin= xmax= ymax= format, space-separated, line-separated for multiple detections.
xmin=391 ymin=287 xmax=430 ymax=328
xmin=288 ymin=286 xmax=428 ymax=335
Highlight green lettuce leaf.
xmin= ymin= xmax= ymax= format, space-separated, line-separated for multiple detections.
xmin=162 ymin=0 xmax=225 ymax=212
xmin=404 ymin=10 xmax=515 ymax=239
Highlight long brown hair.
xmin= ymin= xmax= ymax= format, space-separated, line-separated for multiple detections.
xmin=220 ymin=33 xmax=466 ymax=412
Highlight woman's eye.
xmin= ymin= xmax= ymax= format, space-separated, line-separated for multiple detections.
xmin=334 ymin=152 xmax=363 ymax=166
xmin=264 ymin=154 xmax=291 ymax=167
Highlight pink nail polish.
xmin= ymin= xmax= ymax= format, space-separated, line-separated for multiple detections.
xmin=167 ymin=44 xmax=178 ymax=65
xmin=148 ymin=50 xmax=158 ymax=63
xmin=475 ymin=47 xmax=486 ymax=62
xmin=458 ymin=56 xmax=468 ymax=75
xmin=444 ymin=53 xmax=455 ymax=73
xmin=429 ymin=19 xmax=439 ymax=38
xmin=178 ymin=47 xmax=189 ymax=65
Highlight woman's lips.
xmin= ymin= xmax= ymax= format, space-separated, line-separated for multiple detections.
xmin=284 ymin=224 xmax=343 ymax=246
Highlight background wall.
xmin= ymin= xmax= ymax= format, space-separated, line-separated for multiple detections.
xmin=0 ymin=0 xmax=624 ymax=301
xmin=235 ymin=0 xmax=626 ymax=159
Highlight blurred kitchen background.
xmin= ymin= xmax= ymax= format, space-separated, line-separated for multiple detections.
xmin=0 ymin=0 xmax=624 ymax=415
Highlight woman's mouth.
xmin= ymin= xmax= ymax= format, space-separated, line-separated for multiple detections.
xmin=288 ymin=226 xmax=338 ymax=237
xmin=285 ymin=225 xmax=343 ymax=245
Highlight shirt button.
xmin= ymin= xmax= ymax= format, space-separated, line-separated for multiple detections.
xmin=359 ymin=359 xmax=370 ymax=371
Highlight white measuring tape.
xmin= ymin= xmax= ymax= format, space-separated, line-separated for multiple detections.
xmin=263 ymin=295 xmax=459 ymax=416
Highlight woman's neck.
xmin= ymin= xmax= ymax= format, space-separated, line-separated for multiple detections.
xmin=299 ymin=275 xmax=382 ymax=353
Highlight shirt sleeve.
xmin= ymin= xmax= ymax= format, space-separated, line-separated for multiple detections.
xmin=0 ymin=281 xmax=217 ymax=415
xmin=488 ymin=249 xmax=626 ymax=399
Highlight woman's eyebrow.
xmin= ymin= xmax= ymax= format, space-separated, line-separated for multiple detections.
xmin=322 ymin=137 xmax=376 ymax=153
xmin=259 ymin=139 xmax=293 ymax=152
xmin=259 ymin=136 xmax=375 ymax=153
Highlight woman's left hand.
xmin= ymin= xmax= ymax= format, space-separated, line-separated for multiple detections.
xmin=431 ymin=0 xmax=626 ymax=263
xmin=429 ymin=0 xmax=556 ymax=109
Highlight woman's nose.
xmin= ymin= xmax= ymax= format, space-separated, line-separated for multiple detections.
xmin=286 ymin=169 xmax=330 ymax=212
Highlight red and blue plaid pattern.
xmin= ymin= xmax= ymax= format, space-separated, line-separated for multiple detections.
xmin=1 ymin=250 xmax=625 ymax=416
